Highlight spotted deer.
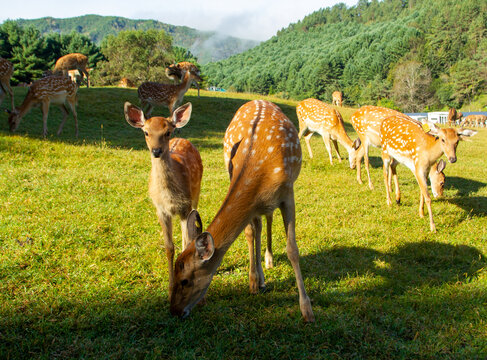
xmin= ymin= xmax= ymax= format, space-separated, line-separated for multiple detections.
xmin=297 ymin=98 xmax=359 ymax=168
xmin=138 ymin=67 xmax=202 ymax=117
xmin=170 ymin=100 xmax=314 ymax=322
xmin=0 ymin=57 xmax=14 ymax=111
xmin=332 ymin=91 xmax=343 ymax=107
xmin=462 ymin=114 xmax=487 ymax=127
xmin=165 ymin=62 xmax=201 ymax=97
xmin=7 ymin=75 xmax=78 ymax=137
xmin=124 ymin=102 xmax=203 ymax=297
xmin=380 ymin=116 xmax=476 ymax=232
xmin=53 ymin=53 xmax=90 ymax=88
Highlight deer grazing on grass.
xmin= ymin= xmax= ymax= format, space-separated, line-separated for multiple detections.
xmin=170 ymin=100 xmax=314 ymax=322
xmin=461 ymin=114 xmax=487 ymax=127
xmin=448 ymin=108 xmax=463 ymax=127
xmin=380 ymin=116 xmax=476 ymax=232
xmin=165 ymin=62 xmax=201 ymax=97
xmin=297 ymin=98 xmax=359 ymax=168
xmin=138 ymin=67 xmax=202 ymax=117
xmin=0 ymin=57 xmax=14 ymax=111
xmin=332 ymin=91 xmax=343 ymax=107
xmin=7 ymin=75 xmax=79 ymax=138
xmin=53 ymin=53 xmax=90 ymax=88
xmin=124 ymin=102 xmax=203 ymax=297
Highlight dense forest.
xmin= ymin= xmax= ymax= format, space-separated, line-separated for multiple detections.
xmin=203 ymin=0 xmax=487 ymax=111
xmin=14 ymin=15 xmax=259 ymax=64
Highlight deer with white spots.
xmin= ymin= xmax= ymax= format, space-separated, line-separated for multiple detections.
xmin=0 ymin=57 xmax=14 ymax=111
xmin=53 ymin=53 xmax=90 ymax=88
xmin=297 ymin=98 xmax=359 ymax=168
xmin=170 ymin=100 xmax=314 ymax=322
xmin=165 ymin=62 xmax=201 ymax=97
xmin=124 ymin=101 xmax=203 ymax=297
xmin=380 ymin=116 xmax=476 ymax=232
xmin=138 ymin=67 xmax=202 ymax=117
xmin=7 ymin=75 xmax=78 ymax=137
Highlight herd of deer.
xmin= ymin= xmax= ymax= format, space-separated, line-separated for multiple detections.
xmin=0 ymin=53 xmax=480 ymax=322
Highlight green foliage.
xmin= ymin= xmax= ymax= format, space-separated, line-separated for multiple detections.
xmin=172 ymin=46 xmax=198 ymax=64
xmin=92 ymin=29 xmax=174 ymax=86
xmin=0 ymin=87 xmax=486 ymax=358
xmin=14 ymin=15 xmax=259 ymax=64
xmin=203 ymin=0 xmax=487 ymax=111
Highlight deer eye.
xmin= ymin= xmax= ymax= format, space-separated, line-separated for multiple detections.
xmin=181 ymin=279 xmax=189 ymax=287
xmin=144 ymin=131 xmax=149 ymax=136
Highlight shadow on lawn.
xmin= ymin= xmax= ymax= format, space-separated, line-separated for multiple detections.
xmin=445 ymin=176 xmax=487 ymax=195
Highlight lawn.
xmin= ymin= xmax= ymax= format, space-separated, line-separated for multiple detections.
xmin=1 ymin=87 xmax=486 ymax=359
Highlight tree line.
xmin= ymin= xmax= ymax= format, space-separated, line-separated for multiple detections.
xmin=203 ymin=0 xmax=487 ymax=111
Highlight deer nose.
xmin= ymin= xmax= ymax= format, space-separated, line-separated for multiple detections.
xmin=449 ymin=156 xmax=457 ymax=163
xmin=152 ymin=148 xmax=162 ymax=158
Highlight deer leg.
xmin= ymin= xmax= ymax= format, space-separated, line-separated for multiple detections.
xmin=390 ymin=160 xmax=401 ymax=204
xmin=415 ymin=170 xmax=435 ymax=232
xmin=265 ymin=213 xmax=274 ymax=269
xmin=158 ymin=212 xmax=175 ymax=297
xmin=303 ymin=133 xmax=314 ymax=159
xmin=41 ymin=101 xmax=50 ymax=138
xmin=364 ymin=144 xmax=374 ymax=190
xmin=66 ymin=97 xmax=78 ymax=138
xmin=245 ymin=220 xmax=259 ymax=294
xmin=280 ymin=191 xmax=314 ymax=322
xmin=57 ymin=104 xmax=69 ymax=136
xmin=332 ymin=138 xmax=342 ymax=162
xmin=322 ymin=134 xmax=333 ymax=165
xmin=1 ymin=81 xmax=14 ymax=110
xmin=79 ymin=68 xmax=90 ymax=88
xmin=355 ymin=143 xmax=365 ymax=184
xmin=382 ymin=152 xmax=393 ymax=206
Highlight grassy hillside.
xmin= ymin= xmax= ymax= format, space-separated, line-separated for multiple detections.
xmin=1 ymin=88 xmax=486 ymax=359
xmin=14 ymin=15 xmax=259 ymax=64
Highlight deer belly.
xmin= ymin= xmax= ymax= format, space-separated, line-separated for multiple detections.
xmin=387 ymin=148 xmax=415 ymax=172
xmin=49 ymin=92 xmax=68 ymax=104
xmin=365 ymin=128 xmax=381 ymax=147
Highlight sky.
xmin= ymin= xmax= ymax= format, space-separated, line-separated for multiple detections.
xmin=0 ymin=0 xmax=358 ymax=41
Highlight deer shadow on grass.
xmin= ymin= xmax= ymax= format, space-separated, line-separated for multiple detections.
xmin=445 ymin=176 xmax=487 ymax=195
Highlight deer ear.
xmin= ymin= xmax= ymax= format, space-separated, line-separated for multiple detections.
xmin=352 ymin=138 xmax=361 ymax=150
xmin=436 ymin=159 xmax=446 ymax=173
xmin=187 ymin=210 xmax=203 ymax=241
xmin=172 ymin=103 xmax=192 ymax=128
xmin=124 ymin=102 xmax=145 ymax=128
xmin=195 ymin=232 xmax=215 ymax=262
xmin=458 ymin=128 xmax=477 ymax=140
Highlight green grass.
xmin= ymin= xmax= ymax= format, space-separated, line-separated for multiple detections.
xmin=1 ymin=87 xmax=486 ymax=359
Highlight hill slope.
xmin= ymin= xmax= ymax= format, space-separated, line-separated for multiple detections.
xmin=15 ymin=14 xmax=259 ymax=64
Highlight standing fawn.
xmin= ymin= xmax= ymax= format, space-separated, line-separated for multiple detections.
xmin=332 ymin=91 xmax=343 ymax=107
xmin=7 ymin=75 xmax=78 ymax=137
xmin=138 ymin=67 xmax=202 ymax=117
xmin=170 ymin=100 xmax=314 ymax=322
xmin=297 ymin=98 xmax=359 ymax=168
xmin=54 ymin=53 xmax=90 ymax=88
xmin=124 ymin=102 xmax=203 ymax=297
xmin=0 ymin=57 xmax=14 ymax=111
xmin=380 ymin=116 xmax=476 ymax=232
xmin=165 ymin=62 xmax=201 ymax=97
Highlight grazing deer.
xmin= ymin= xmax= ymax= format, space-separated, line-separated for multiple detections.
xmin=7 ymin=75 xmax=78 ymax=138
xmin=448 ymin=108 xmax=462 ymax=127
xmin=462 ymin=114 xmax=487 ymax=127
xmin=165 ymin=62 xmax=201 ymax=97
xmin=0 ymin=57 xmax=15 ymax=111
xmin=118 ymin=77 xmax=135 ymax=88
xmin=53 ymin=53 xmax=90 ymax=88
xmin=332 ymin=91 xmax=343 ymax=107
xmin=138 ymin=67 xmax=202 ymax=117
xmin=296 ymin=98 xmax=359 ymax=168
xmin=124 ymin=102 xmax=203 ymax=297
xmin=170 ymin=100 xmax=314 ymax=322
xmin=380 ymin=116 xmax=476 ymax=232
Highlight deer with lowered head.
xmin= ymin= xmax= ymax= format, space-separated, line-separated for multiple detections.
xmin=380 ymin=116 xmax=476 ymax=232
xmin=53 ymin=53 xmax=90 ymax=88
xmin=138 ymin=66 xmax=202 ymax=117
xmin=124 ymin=101 xmax=203 ymax=297
xmin=169 ymin=100 xmax=315 ymax=322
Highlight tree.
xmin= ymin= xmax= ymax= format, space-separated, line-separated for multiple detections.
xmin=92 ymin=29 xmax=173 ymax=86
xmin=392 ymin=60 xmax=433 ymax=112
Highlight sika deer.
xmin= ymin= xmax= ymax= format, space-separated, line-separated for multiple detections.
xmin=297 ymin=98 xmax=359 ymax=168
xmin=138 ymin=67 xmax=202 ymax=117
xmin=124 ymin=102 xmax=203 ymax=296
xmin=7 ymin=75 xmax=78 ymax=137
xmin=165 ymin=62 xmax=201 ymax=97
xmin=170 ymin=100 xmax=314 ymax=322
xmin=54 ymin=53 xmax=90 ymax=88
xmin=380 ymin=116 xmax=476 ymax=232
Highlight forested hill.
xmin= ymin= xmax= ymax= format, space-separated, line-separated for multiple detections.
xmin=14 ymin=15 xmax=259 ymax=64
xmin=203 ymin=0 xmax=487 ymax=111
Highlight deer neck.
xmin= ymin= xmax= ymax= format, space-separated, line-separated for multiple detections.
xmin=150 ymin=151 xmax=177 ymax=185
xmin=423 ymin=134 xmax=443 ymax=165
xmin=177 ymin=72 xmax=194 ymax=94
xmin=16 ymin=90 xmax=37 ymax=118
